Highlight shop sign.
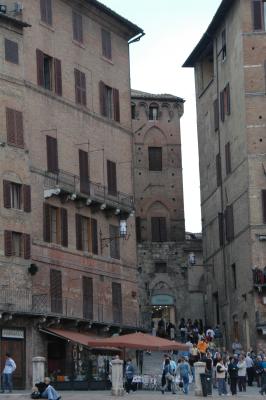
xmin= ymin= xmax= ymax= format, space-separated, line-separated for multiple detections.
xmin=2 ymin=329 xmax=24 ymax=339
xmin=151 ymin=294 xmax=174 ymax=306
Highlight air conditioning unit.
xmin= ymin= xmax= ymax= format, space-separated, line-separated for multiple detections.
xmin=14 ymin=2 xmax=23 ymax=13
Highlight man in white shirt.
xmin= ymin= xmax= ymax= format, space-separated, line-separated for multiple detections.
xmin=1 ymin=353 xmax=16 ymax=393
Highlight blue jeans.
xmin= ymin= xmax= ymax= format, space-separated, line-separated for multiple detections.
xmin=217 ymin=378 xmax=227 ymax=395
xmin=2 ymin=373 xmax=13 ymax=392
xmin=41 ymin=385 xmax=60 ymax=400
xmin=182 ymin=375 xmax=189 ymax=394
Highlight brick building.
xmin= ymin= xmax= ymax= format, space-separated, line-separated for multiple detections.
xmin=131 ymin=90 xmax=204 ymax=334
xmin=184 ymin=0 xmax=266 ymax=351
xmin=0 ymin=0 xmax=144 ymax=389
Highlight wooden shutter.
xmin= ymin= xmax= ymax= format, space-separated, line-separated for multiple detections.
xmin=75 ymin=69 xmax=86 ymax=106
xmin=262 ymin=190 xmax=266 ymax=223
xmin=4 ymin=230 xmax=12 ymax=256
xmin=3 ymin=180 xmax=11 ymax=209
xmin=61 ymin=208 xmax=68 ymax=247
xmin=225 ymin=204 xmax=234 ymax=242
xmin=15 ymin=110 xmax=24 ymax=147
xmin=74 ymin=69 xmax=81 ymax=104
xmin=113 ymin=88 xmax=120 ymax=122
xmin=253 ymin=0 xmax=263 ymax=30
xmin=46 ymin=136 xmax=58 ymax=173
xmin=23 ymin=185 xmax=31 ymax=212
xmin=213 ymin=99 xmax=219 ymax=131
xmin=225 ymin=142 xmax=231 ymax=175
xmin=73 ymin=12 xmax=83 ymax=43
xmin=220 ymin=91 xmax=225 ymax=122
xmin=216 ymin=153 xmax=222 ymax=187
xmin=102 ymin=29 xmax=112 ymax=59
xmin=36 ymin=49 xmax=44 ymax=87
xmin=225 ymin=83 xmax=230 ymax=115
xmin=43 ymin=203 xmax=51 ymax=242
xmin=83 ymin=276 xmax=93 ymax=320
xmin=23 ymin=233 xmax=31 ymax=259
xmin=54 ymin=58 xmax=62 ymax=96
xmin=40 ymin=0 xmax=52 ymax=25
xmin=135 ymin=217 xmax=141 ymax=243
xmin=5 ymin=39 xmax=19 ymax=64
xmin=99 ymin=81 xmax=106 ymax=116
xmin=6 ymin=108 xmax=16 ymax=145
xmin=107 ymin=160 xmax=117 ymax=195
xmin=91 ymin=218 xmax=98 ymax=255
xmin=148 ymin=147 xmax=162 ymax=171
xmin=218 ymin=212 xmax=224 ymax=246
xmin=50 ymin=269 xmax=62 ymax=314
xmin=76 ymin=213 xmax=83 ymax=250
xmin=79 ymin=149 xmax=89 ymax=194
xmin=112 ymin=282 xmax=122 ymax=323
xmin=109 ymin=225 xmax=120 ymax=259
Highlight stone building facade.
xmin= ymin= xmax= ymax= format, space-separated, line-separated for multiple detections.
xmin=0 ymin=0 xmax=144 ymax=389
xmin=184 ymin=0 xmax=266 ymax=351
xmin=131 ymin=90 xmax=204 ymax=334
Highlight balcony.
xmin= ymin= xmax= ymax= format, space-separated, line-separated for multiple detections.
xmin=0 ymin=289 xmax=140 ymax=328
xmin=30 ymin=166 xmax=134 ymax=214
xmin=253 ymin=267 xmax=266 ymax=288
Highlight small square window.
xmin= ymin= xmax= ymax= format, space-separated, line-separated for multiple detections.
xmin=5 ymin=39 xmax=19 ymax=64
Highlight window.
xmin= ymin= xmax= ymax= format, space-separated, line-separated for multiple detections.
xmin=3 ymin=181 xmax=31 ymax=212
xmin=225 ymin=204 xmax=234 ymax=242
xmin=36 ymin=49 xmax=62 ymax=96
xmin=101 ymin=29 xmax=112 ymax=60
xmin=107 ymin=160 xmax=117 ymax=196
xmin=131 ymin=103 xmax=136 ymax=119
xmin=40 ymin=0 xmax=52 ymax=25
xmin=109 ymin=225 xmax=120 ymax=259
xmin=151 ymin=217 xmax=167 ymax=242
xmin=218 ymin=212 xmax=224 ymax=246
xmin=216 ymin=153 xmax=222 ymax=187
xmin=50 ymin=269 xmax=62 ymax=314
xmin=99 ymin=81 xmax=120 ymax=122
xmin=221 ymin=29 xmax=226 ymax=61
xmin=213 ymin=99 xmax=219 ymax=131
xmin=72 ymin=11 xmax=83 ymax=43
xmin=74 ymin=69 xmax=86 ymax=106
xmin=231 ymin=263 xmax=237 ymax=290
xmin=252 ymin=0 xmax=266 ymax=30
xmin=79 ymin=149 xmax=89 ymax=194
xmin=83 ymin=276 xmax=93 ymax=320
xmin=225 ymin=142 xmax=231 ymax=175
xmin=5 ymin=39 xmax=19 ymax=64
xmin=148 ymin=147 xmax=162 ymax=171
xmin=135 ymin=216 xmax=142 ymax=243
xmin=262 ymin=190 xmax=266 ymax=223
xmin=112 ymin=282 xmax=122 ymax=324
xmin=149 ymin=104 xmax=159 ymax=120
xmin=4 ymin=231 xmax=30 ymax=259
xmin=46 ymin=135 xmax=58 ymax=173
xmin=43 ymin=204 xmax=68 ymax=247
xmin=155 ymin=262 xmax=167 ymax=273
xmin=220 ymin=83 xmax=230 ymax=122
xmin=75 ymin=214 xmax=98 ymax=254
xmin=6 ymin=108 xmax=24 ymax=148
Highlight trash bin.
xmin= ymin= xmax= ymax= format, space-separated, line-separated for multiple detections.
xmin=200 ymin=373 xmax=212 ymax=397
xmin=206 ymin=373 xmax=212 ymax=395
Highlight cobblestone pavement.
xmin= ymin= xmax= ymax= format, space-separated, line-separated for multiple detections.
xmin=0 ymin=386 xmax=264 ymax=399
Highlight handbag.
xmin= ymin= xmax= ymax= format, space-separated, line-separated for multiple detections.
xmin=165 ymin=372 xmax=173 ymax=381
xmin=31 ymin=391 xmax=40 ymax=399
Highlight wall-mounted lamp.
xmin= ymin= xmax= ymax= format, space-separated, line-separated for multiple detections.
xmin=100 ymin=203 xmax=106 ymax=210
xmin=100 ymin=220 xmax=129 ymax=253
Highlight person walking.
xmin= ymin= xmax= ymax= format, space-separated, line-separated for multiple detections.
xmin=237 ymin=354 xmax=247 ymax=392
xmin=228 ymin=355 xmax=238 ymax=395
xmin=260 ymin=365 xmax=266 ymax=395
xmin=246 ymin=352 xmax=254 ymax=386
xmin=1 ymin=353 xmax=16 ymax=394
xmin=161 ymin=358 xmax=173 ymax=394
xmin=125 ymin=359 xmax=135 ymax=394
xmin=216 ymin=357 xmax=228 ymax=396
xmin=177 ymin=356 xmax=191 ymax=395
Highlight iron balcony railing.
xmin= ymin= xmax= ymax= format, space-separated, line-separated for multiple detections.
xmin=30 ymin=166 xmax=134 ymax=212
xmin=0 ymin=289 xmax=141 ymax=328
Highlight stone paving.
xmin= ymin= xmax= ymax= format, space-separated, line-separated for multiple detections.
xmin=0 ymin=386 xmax=264 ymax=400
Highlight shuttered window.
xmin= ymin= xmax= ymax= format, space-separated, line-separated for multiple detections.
xmin=36 ymin=49 xmax=62 ymax=96
xmin=6 ymin=108 xmax=24 ymax=148
xmin=148 ymin=147 xmax=162 ymax=171
xmin=24 ymin=233 xmax=31 ymax=259
xmin=109 ymin=225 xmax=120 ymax=259
xmin=50 ymin=269 xmax=62 ymax=314
xmin=213 ymin=99 xmax=219 ymax=131
xmin=23 ymin=185 xmax=31 ymax=212
xmin=221 ymin=29 xmax=226 ymax=61
xmin=135 ymin=216 xmax=142 ymax=243
xmin=112 ymin=282 xmax=122 ymax=324
xmin=43 ymin=204 xmax=67 ymax=247
xmin=99 ymin=81 xmax=120 ymax=122
xmin=225 ymin=142 xmax=231 ymax=175
xmin=83 ymin=276 xmax=93 ymax=320
xmin=216 ymin=153 xmax=222 ymax=187
xmin=107 ymin=160 xmax=117 ymax=196
xmin=225 ymin=204 xmax=234 ymax=242
xmin=75 ymin=69 xmax=87 ymax=106
xmin=220 ymin=91 xmax=225 ymax=122
xmin=218 ymin=212 xmax=224 ymax=246
xmin=61 ymin=208 xmax=68 ymax=247
xmin=5 ymin=39 xmax=19 ymax=64
xmin=101 ymin=29 xmax=112 ymax=59
xmin=4 ymin=230 xmax=30 ymax=259
xmin=252 ymin=0 xmax=266 ymax=30
xmin=40 ymin=0 xmax=52 ymax=25
xmin=46 ymin=136 xmax=58 ymax=173
xmin=91 ymin=218 xmax=98 ymax=255
xmin=73 ymin=11 xmax=83 ymax=43
xmin=151 ymin=217 xmax=167 ymax=242
xmin=76 ymin=214 xmax=98 ymax=254
xmin=76 ymin=213 xmax=83 ymax=250
xmin=79 ymin=149 xmax=89 ymax=194
xmin=262 ymin=190 xmax=266 ymax=223
xmin=220 ymin=84 xmax=230 ymax=122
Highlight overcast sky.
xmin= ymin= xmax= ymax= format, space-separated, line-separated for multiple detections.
xmin=101 ymin=0 xmax=222 ymax=232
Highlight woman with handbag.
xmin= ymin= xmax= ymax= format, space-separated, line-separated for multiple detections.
xmin=161 ymin=358 xmax=173 ymax=394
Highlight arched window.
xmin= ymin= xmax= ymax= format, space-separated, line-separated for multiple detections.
xmin=149 ymin=103 xmax=159 ymax=120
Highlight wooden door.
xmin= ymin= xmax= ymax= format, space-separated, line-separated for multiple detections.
xmin=1 ymin=339 xmax=25 ymax=389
